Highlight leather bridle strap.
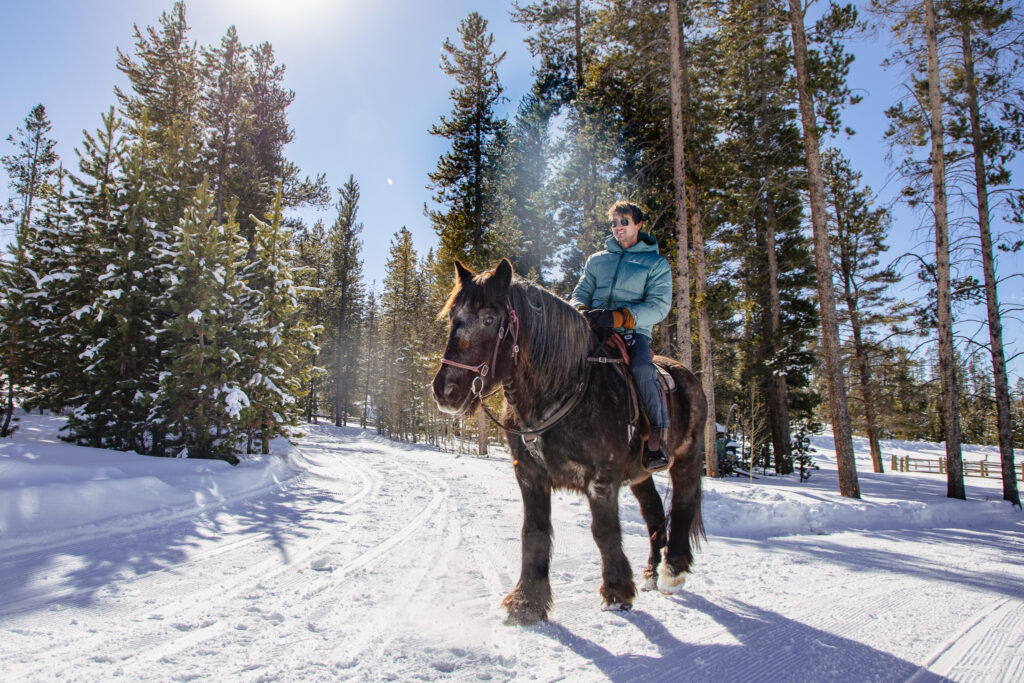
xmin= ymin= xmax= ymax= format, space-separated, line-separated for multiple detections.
xmin=439 ymin=297 xmax=519 ymax=391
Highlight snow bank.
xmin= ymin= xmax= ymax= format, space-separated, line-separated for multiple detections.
xmin=0 ymin=414 xmax=300 ymax=551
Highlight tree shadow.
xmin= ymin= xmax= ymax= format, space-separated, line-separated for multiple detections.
xmin=536 ymin=594 xmax=931 ymax=682
xmin=740 ymin=523 xmax=1024 ymax=601
xmin=0 ymin=450 xmax=352 ymax=618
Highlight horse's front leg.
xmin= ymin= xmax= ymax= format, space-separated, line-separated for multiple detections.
xmin=587 ymin=477 xmax=636 ymax=610
xmin=502 ymin=468 xmax=553 ymax=625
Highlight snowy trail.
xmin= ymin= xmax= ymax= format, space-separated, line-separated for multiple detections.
xmin=2 ymin=422 xmax=1023 ymax=681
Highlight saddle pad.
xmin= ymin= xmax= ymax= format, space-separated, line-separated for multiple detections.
xmin=655 ymin=364 xmax=676 ymax=393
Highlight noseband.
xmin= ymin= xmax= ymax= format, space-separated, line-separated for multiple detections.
xmin=440 ymin=297 xmax=520 ymax=396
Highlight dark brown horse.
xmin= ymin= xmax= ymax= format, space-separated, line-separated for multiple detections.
xmin=431 ymin=259 xmax=707 ymax=625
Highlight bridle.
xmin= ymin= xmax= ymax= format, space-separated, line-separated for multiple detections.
xmin=437 ymin=295 xmax=601 ymax=442
xmin=439 ymin=296 xmax=520 ymax=398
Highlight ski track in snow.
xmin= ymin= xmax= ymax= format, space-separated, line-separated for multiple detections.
xmin=2 ymin=423 xmax=1023 ymax=681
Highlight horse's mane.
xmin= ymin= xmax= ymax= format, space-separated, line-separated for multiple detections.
xmin=507 ymin=278 xmax=593 ymax=398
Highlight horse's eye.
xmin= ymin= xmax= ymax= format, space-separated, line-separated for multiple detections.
xmin=484 ymin=316 xmax=495 ymax=326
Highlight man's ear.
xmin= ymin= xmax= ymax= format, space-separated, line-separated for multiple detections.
xmin=455 ymin=260 xmax=474 ymax=285
xmin=489 ymin=258 xmax=513 ymax=296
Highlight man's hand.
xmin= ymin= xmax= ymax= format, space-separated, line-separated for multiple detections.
xmin=583 ymin=308 xmax=635 ymax=333
xmin=584 ymin=308 xmax=616 ymax=332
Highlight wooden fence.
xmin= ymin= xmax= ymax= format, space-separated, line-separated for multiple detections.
xmin=891 ymin=455 xmax=1024 ymax=481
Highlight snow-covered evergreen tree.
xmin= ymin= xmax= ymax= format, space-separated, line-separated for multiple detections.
xmin=0 ymin=104 xmax=61 ymax=436
xmin=65 ymin=127 xmax=169 ymax=454
xmin=239 ymin=186 xmax=316 ymax=454
xmin=155 ymin=178 xmax=249 ymax=462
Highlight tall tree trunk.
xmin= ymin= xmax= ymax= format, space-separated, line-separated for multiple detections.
xmin=834 ymin=200 xmax=885 ymax=473
xmin=676 ymin=22 xmax=717 ymax=476
xmin=848 ymin=303 xmax=884 ymax=473
xmin=923 ymin=0 xmax=965 ymax=499
xmin=668 ymin=0 xmax=692 ymax=368
xmin=688 ymin=181 xmax=717 ymax=476
xmin=960 ymin=20 xmax=1018 ymax=506
xmin=764 ymin=185 xmax=792 ymax=474
xmin=786 ymin=0 xmax=859 ymax=498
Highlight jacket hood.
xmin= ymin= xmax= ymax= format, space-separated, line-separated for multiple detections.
xmin=605 ymin=232 xmax=659 ymax=254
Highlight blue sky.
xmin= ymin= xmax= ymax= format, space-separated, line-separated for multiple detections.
xmin=2 ymin=0 xmax=1021 ymax=381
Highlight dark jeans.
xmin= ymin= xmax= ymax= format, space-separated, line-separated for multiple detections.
xmin=625 ymin=333 xmax=667 ymax=429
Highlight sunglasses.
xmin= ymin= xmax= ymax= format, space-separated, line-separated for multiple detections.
xmin=611 ymin=217 xmax=632 ymax=227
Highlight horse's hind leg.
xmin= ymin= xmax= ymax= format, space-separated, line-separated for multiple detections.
xmin=660 ymin=451 xmax=705 ymax=594
xmin=587 ymin=477 xmax=636 ymax=610
xmin=502 ymin=470 xmax=553 ymax=625
xmin=630 ymin=477 xmax=666 ymax=591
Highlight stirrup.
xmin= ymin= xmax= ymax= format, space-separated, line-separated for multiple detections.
xmin=643 ymin=446 xmax=670 ymax=473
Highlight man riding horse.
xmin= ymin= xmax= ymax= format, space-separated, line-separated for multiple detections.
xmin=571 ymin=200 xmax=672 ymax=472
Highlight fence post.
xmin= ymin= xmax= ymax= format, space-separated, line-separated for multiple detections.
xmin=891 ymin=455 xmax=897 ymax=472
xmin=980 ymin=461 xmax=987 ymax=478
xmin=939 ymin=458 xmax=945 ymax=474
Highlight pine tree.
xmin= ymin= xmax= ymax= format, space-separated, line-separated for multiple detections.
xmin=239 ymin=186 xmax=315 ymax=454
xmin=944 ymin=0 xmax=1021 ymax=506
xmin=873 ymin=0 xmax=966 ymax=499
xmin=156 ymin=178 xmax=248 ymax=462
xmin=429 ymin=12 xmax=511 ymax=454
xmin=512 ymin=0 xmax=604 ymax=294
xmin=115 ymin=0 xmax=203 ymax=230
xmin=823 ymin=149 xmax=906 ymax=473
xmin=713 ymin=0 xmax=819 ymax=474
xmin=65 ymin=126 xmax=168 ymax=454
xmin=428 ymin=12 xmax=511 ymax=270
xmin=379 ymin=228 xmax=433 ymax=443
xmin=327 ymin=176 xmax=365 ymax=426
xmin=200 ymin=24 xmax=254 ymax=226
xmin=25 ymin=163 xmax=75 ymax=411
xmin=500 ymin=91 xmax=558 ymax=282
xmin=786 ymin=0 xmax=861 ymax=497
xmin=0 ymin=104 xmax=61 ymax=436
xmin=295 ymin=219 xmax=330 ymax=422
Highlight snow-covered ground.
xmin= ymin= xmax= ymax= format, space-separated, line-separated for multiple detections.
xmin=1 ymin=413 xmax=1022 ymax=681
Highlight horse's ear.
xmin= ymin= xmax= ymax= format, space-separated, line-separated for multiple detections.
xmin=489 ymin=258 xmax=513 ymax=295
xmin=454 ymin=260 xmax=474 ymax=285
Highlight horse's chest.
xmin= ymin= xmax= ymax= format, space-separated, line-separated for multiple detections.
xmin=519 ymin=436 xmax=590 ymax=492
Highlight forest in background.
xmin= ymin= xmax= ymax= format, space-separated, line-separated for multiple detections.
xmin=1 ymin=1 xmax=1022 ymax=503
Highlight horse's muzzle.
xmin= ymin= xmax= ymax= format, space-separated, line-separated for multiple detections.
xmin=431 ymin=368 xmax=475 ymax=415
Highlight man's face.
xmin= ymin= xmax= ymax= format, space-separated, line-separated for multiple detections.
xmin=610 ymin=212 xmax=641 ymax=248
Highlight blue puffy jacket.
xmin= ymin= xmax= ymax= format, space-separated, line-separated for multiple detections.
xmin=569 ymin=233 xmax=673 ymax=339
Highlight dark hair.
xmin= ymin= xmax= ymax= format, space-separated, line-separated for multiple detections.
xmin=607 ymin=200 xmax=643 ymax=225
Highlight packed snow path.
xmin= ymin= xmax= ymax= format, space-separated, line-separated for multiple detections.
xmin=2 ymin=423 xmax=1023 ymax=681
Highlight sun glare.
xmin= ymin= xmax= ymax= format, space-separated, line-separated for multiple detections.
xmin=219 ymin=0 xmax=344 ymax=34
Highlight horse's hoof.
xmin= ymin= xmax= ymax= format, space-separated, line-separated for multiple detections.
xmin=501 ymin=592 xmax=548 ymax=626
xmin=504 ymin=609 xmax=546 ymax=626
xmin=657 ymin=562 xmax=688 ymax=595
xmin=602 ymin=600 xmax=632 ymax=612
xmin=640 ymin=572 xmax=658 ymax=592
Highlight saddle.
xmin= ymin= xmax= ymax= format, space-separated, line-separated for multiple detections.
xmin=590 ymin=333 xmax=676 ymax=440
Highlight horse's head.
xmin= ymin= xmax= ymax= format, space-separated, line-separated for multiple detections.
xmin=431 ymin=258 xmax=517 ymax=415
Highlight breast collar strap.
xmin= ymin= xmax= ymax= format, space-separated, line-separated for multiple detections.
xmin=440 ymin=297 xmax=520 ymax=395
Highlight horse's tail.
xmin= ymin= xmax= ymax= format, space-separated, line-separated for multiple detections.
xmin=689 ymin=470 xmax=706 ymax=551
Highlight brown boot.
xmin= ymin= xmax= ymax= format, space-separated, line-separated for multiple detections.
xmin=643 ymin=430 xmax=670 ymax=472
